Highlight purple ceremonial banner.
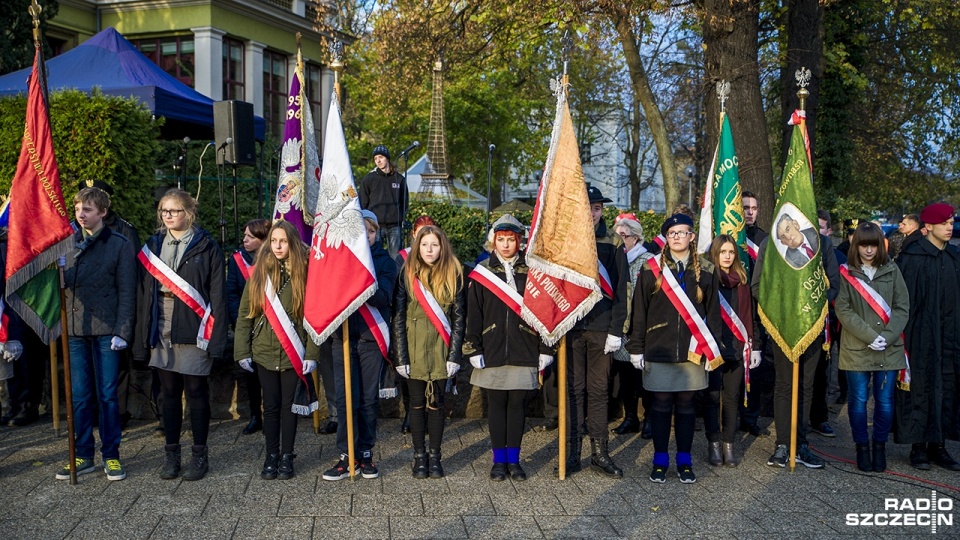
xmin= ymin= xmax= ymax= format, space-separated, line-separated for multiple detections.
xmin=273 ymin=69 xmax=319 ymax=244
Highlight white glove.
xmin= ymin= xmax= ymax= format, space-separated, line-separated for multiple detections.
xmin=396 ymin=365 xmax=410 ymax=379
xmin=470 ymin=355 xmax=485 ymax=370
xmin=868 ymin=335 xmax=887 ymax=351
xmin=57 ymin=255 xmax=66 ymax=268
xmin=604 ymin=334 xmax=622 ymax=354
xmin=302 ymin=360 xmax=317 ymax=374
xmin=2 ymin=340 xmax=22 ymax=362
xmin=238 ymin=358 xmax=254 ymax=372
xmin=630 ymin=354 xmax=644 ymax=370
xmin=446 ymin=361 xmax=460 ymax=378
xmin=749 ymin=351 xmax=762 ymax=369
xmin=110 ymin=336 xmax=128 ymax=351
xmin=538 ymin=354 xmax=554 ymax=371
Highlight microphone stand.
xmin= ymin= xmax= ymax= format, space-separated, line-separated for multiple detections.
xmin=257 ymin=141 xmax=265 ymax=218
xmin=232 ymin=163 xmax=240 ymax=249
xmin=217 ymin=147 xmax=227 ymax=246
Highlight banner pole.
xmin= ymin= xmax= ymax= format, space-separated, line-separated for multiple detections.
xmin=312 ymin=370 xmax=321 ymax=434
xmin=558 ymin=335 xmax=567 ymax=480
xmin=57 ymin=264 xmax=77 ymax=484
xmin=789 ymin=359 xmax=799 ymax=472
xmin=343 ymin=320 xmax=356 ymax=480
xmin=49 ymin=341 xmax=59 ymax=435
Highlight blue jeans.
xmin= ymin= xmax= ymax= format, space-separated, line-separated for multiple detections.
xmin=846 ymin=370 xmax=896 ymax=444
xmin=332 ymin=340 xmax=383 ymax=455
xmin=69 ymin=336 xmax=121 ymax=460
xmin=382 ymin=226 xmax=403 ymax=260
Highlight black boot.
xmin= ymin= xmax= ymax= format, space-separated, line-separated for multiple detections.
xmin=641 ymin=418 xmax=653 ymax=440
xmin=590 ymin=438 xmax=623 ymax=478
xmin=412 ymin=451 xmax=429 ymax=479
xmin=554 ymin=438 xmax=583 ymax=476
xmin=708 ymin=441 xmax=723 ymax=466
xmin=182 ymin=445 xmax=209 ymax=481
xmin=929 ymin=443 xmax=960 ymax=471
xmin=613 ymin=414 xmax=640 ymax=435
xmin=872 ymin=440 xmax=887 ymax=472
xmin=910 ymin=443 xmax=931 ymax=470
xmin=855 ymin=443 xmax=872 ymax=472
xmin=242 ymin=415 xmax=262 ymax=435
xmin=261 ymin=453 xmax=279 ymax=480
xmin=160 ymin=444 xmax=181 ymax=480
xmin=428 ymin=450 xmax=444 ymax=478
xmin=277 ymin=453 xmax=296 ymax=480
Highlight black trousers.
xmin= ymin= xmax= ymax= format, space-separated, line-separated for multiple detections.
xmin=810 ymin=346 xmax=830 ymax=426
xmin=318 ymin=341 xmax=337 ymax=422
xmin=773 ymin=337 xmax=822 ymax=447
xmin=566 ymin=329 xmax=612 ymax=441
xmin=244 ymin=365 xmax=262 ymax=419
xmin=611 ymin=360 xmax=649 ymax=420
xmin=704 ymin=361 xmax=744 ymax=443
xmin=542 ymin=361 xmax=559 ymax=420
xmin=7 ymin=328 xmax=46 ymax=416
xmin=407 ymin=379 xmax=445 ymax=453
xmin=157 ymin=369 xmax=210 ymax=447
xmin=258 ymin=367 xmax=299 ymax=455
xmin=487 ymin=388 xmax=528 ymax=449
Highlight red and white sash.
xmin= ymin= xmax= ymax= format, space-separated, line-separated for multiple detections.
xmin=653 ymin=234 xmax=666 ymax=249
xmin=648 ymin=257 xmax=722 ymax=369
xmin=839 ymin=264 xmax=910 ymax=390
xmin=598 ymin=261 xmax=614 ymax=298
xmin=233 ymin=251 xmax=254 ymax=281
xmin=357 ymin=304 xmax=390 ymax=361
xmin=470 ymin=263 xmax=523 ymax=316
xmin=263 ymin=276 xmax=307 ymax=380
xmin=399 ymin=247 xmax=411 ymax=262
xmin=138 ymin=245 xmax=215 ymax=350
xmin=745 ymin=238 xmax=759 ymax=262
xmin=412 ymin=278 xmax=451 ymax=347
xmin=719 ymin=292 xmax=752 ymax=403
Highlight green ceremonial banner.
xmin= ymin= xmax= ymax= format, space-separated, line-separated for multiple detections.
xmin=757 ymin=119 xmax=827 ymax=363
xmin=696 ymin=112 xmax=746 ymax=261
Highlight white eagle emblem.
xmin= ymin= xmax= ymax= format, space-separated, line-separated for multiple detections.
xmin=311 ymin=170 xmax=363 ymax=260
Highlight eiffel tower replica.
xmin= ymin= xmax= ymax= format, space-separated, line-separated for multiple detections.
xmin=418 ymin=58 xmax=455 ymax=202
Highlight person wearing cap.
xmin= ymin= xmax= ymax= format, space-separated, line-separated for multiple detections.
xmin=358 ymin=145 xmax=409 ymax=260
xmin=895 ymin=202 xmax=960 ymax=471
xmin=611 ymin=212 xmax=654 ymax=438
xmin=627 ymin=213 xmax=720 ymax=483
xmin=555 ymin=185 xmax=628 ymax=478
xmin=464 ymin=214 xmax=555 ymax=481
xmin=322 ymin=209 xmax=398 ymax=481
xmin=751 ymin=209 xmax=839 ymax=470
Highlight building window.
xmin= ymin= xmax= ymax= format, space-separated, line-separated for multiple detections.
xmin=580 ymin=142 xmax=593 ymax=164
xmin=134 ymin=37 xmax=195 ymax=87
xmin=222 ymin=38 xmax=244 ymax=100
xmin=305 ymin=63 xmax=324 ymax=146
xmin=263 ymin=51 xmax=288 ymax=138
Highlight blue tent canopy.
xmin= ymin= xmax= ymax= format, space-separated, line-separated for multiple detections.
xmin=0 ymin=27 xmax=266 ymax=142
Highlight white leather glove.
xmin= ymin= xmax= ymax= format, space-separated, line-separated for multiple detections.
xmin=110 ymin=336 xmax=128 ymax=351
xmin=2 ymin=340 xmax=22 ymax=362
xmin=446 ymin=361 xmax=460 ymax=378
xmin=470 ymin=355 xmax=485 ymax=370
xmin=630 ymin=354 xmax=644 ymax=370
xmin=538 ymin=354 xmax=554 ymax=371
xmin=238 ymin=358 xmax=254 ymax=372
xmin=604 ymin=334 xmax=622 ymax=354
xmin=302 ymin=360 xmax=317 ymax=374
xmin=868 ymin=335 xmax=887 ymax=351
xmin=396 ymin=365 xmax=410 ymax=379
xmin=749 ymin=351 xmax=762 ymax=369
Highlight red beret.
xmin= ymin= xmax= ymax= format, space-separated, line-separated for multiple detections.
xmin=920 ymin=203 xmax=954 ymax=225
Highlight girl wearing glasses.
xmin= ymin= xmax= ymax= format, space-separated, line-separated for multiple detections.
xmin=134 ymin=189 xmax=228 ymax=481
xmin=627 ymin=213 xmax=720 ymax=484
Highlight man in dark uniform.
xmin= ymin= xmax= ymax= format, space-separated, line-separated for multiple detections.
xmin=739 ymin=190 xmax=772 ymax=436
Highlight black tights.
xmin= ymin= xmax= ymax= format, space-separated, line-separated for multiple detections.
xmin=407 ymin=379 xmax=445 ymax=453
xmin=259 ymin=368 xmax=300 ymax=455
xmin=651 ymin=391 xmax=696 ymax=455
xmin=487 ymin=389 xmax=528 ymax=449
xmin=157 ymin=369 xmax=210 ymax=447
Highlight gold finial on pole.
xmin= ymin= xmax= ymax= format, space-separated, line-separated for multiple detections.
xmin=28 ymin=0 xmax=43 ymax=45
xmin=329 ymin=38 xmax=344 ymax=102
xmin=716 ymin=80 xmax=731 ymax=114
xmin=795 ymin=67 xmax=811 ymax=111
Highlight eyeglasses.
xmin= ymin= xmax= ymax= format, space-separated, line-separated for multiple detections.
xmin=617 ymin=233 xmax=635 ymax=239
xmin=160 ymin=209 xmax=184 ymax=217
xmin=666 ymin=230 xmax=692 ymax=239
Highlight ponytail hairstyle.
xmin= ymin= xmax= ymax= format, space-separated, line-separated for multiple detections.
xmin=708 ymin=234 xmax=747 ymax=283
xmin=406 ymin=225 xmax=462 ymax=306
xmin=246 ymin=220 xmax=310 ymax=320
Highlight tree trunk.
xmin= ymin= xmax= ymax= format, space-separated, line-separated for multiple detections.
xmin=610 ymin=12 xmax=679 ymax=214
xmin=780 ymin=0 xmax=824 ymax=181
xmin=701 ymin=0 xmax=775 ymax=230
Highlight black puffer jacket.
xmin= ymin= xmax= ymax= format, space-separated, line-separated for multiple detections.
xmin=462 ymin=252 xmax=554 ymax=368
xmin=574 ymin=220 xmax=629 ymax=335
xmin=63 ymin=227 xmax=137 ymax=340
xmin=133 ymin=227 xmax=228 ymax=361
xmin=626 ymin=253 xmax=721 ymax=364
xmin=390 ymin=266 xmax=465 ymax=381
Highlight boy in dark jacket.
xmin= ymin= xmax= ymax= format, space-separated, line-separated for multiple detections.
xmin=56 ymin=187 xmax=136 ymax=481
xmin=358 ymin=145 xmax=408 ymax=259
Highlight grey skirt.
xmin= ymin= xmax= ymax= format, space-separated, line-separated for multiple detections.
xmin=148 ymin=297 xmax=211 ymax=376
xmin=642 ymin=360 xmax=708 ymax=392
xmin=470 ymin=365 xmax=539 ymax=391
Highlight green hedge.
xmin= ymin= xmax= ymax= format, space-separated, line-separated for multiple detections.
xmin=406 ymin=200 xmax=667 ymax=263
xmin=0 ymin=89 xmax=161 ymax=242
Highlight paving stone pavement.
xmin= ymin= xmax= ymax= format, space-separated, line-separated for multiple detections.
xmin=0 ymin=406 xmax=958 ymax=539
